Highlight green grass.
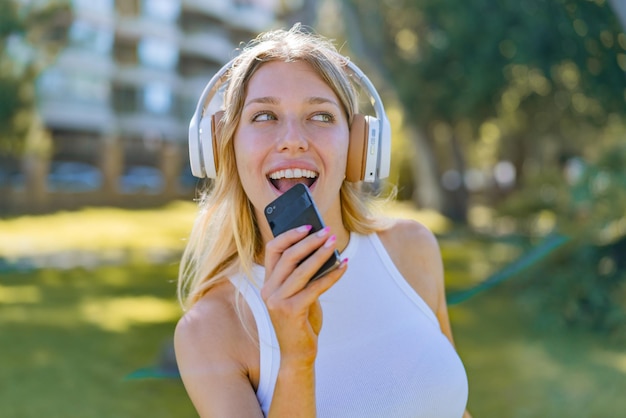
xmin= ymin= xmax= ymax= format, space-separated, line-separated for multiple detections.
xmin=450 ymin=289 xmax=626 ymax=417
xmin=0 ymin=264 xmax=195 ymax=418
xmin=1 ymin=202 xmax=625 ymax=417
xmin=0 ymin=201 xmax=198 ymax=259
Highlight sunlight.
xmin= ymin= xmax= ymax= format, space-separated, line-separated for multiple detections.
xmin=0 ymin=284 xmax=42 ymax=303
xmin=592 ymin=350 xmax=626 ymax=374
xmin=80 ymin=296 xmax=180 ymax=333
xmin=381 ymin=201 xmax=452 ymax=234
xmin=0 ymin=202 xmax=196 ymax=259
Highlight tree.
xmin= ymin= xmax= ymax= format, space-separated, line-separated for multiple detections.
xmin=0 ymin=0 xmax=70 ymax=157
xmin=340 ymin=0 xmax=626 ymax=223
xmin=499 ymin=142 xmax=626 ymax=338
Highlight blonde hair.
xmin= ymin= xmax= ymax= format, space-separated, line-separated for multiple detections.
xmin=178 ymin=24 xmax=387 ymax=309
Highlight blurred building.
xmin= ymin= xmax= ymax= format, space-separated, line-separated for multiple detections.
xmin=3 ymin=0 xmax=288 ymax=214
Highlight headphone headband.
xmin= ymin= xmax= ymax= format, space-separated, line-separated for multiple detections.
xmin=189 ymin=57 xmax=391 ymax=182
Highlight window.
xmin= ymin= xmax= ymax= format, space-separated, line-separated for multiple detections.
xmin=114 ymin=38 xmax=139 ymax=65
xmin=115 ymin=0 xmax=140 ymax=17
xmin=138 ymin=37 xmax=178 ymax=70
xmin=72 ymin=0 xmax=114 ymax=15
xmin=37 ymin=70 xmax=109 ymax=105
xmin=69 ymin=20 xmax=113 ymax=53
xmin=112 ymin=84 xmax=138 ymax=113
xmin=142 ymin=0 xmax=180 ymax=22
xmin=144 ymin=83 xmax=172 ymax=114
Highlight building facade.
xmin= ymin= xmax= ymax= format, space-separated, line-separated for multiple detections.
xmin=3 ymin=0 xmax=284 ymax=214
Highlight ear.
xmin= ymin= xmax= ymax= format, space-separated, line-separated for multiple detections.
xmin=346 ymin=114 xmax=368 ymax=182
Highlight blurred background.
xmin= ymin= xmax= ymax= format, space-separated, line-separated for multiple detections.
xmin=1 ymin=0 xmax=625 ymax=416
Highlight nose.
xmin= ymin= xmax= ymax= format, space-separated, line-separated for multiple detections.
xmin=276 ymin=117 xmax=308 ymax=152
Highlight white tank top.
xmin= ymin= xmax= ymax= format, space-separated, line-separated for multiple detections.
xmin=229 ymin=232 xmax=468 ymax=417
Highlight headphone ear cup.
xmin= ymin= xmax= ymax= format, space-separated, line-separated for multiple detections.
xmin=210 ymin=110 xmax=224 ymax=176
xmin=188 ymin=111 xmax=204 ymax=178
xmin=347 ymin=114 xmax=368 ymax=182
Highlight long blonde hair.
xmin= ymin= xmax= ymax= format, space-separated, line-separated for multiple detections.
xmin=178 ymin=25 xmax=387 ymax=309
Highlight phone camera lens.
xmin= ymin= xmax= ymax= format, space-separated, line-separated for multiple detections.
xmin=266 ymin=206 xmax=274 ymax=215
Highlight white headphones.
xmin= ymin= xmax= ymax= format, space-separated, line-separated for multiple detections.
xmin=188 ymin=57 xmax=391 ymax=183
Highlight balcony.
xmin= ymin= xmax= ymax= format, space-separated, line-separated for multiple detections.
xmin=180 ymin=0 xmax=229 ymax=20
xmin=113 ymin=64 xmax=183 ymax=89
xmin=181 ymin=0 xmax=275 ymax=33
xmin=54 ymin=47 xmax=115 ymax=78
xmin=116 ymin=112 xmax=186 ymax=140
xmin=38 ymin=100 xmax=115 ymax=133
xmin=115 ymin=15 xmax=180 ymax=42
xmin=178 ymin=30 xmax=233 ymax=63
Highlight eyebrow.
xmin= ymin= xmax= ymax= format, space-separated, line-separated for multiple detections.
xmin=243 ymin=96 xmax=279 ymax=108
xmin=243 ymin=96 xmax=341 ymax=109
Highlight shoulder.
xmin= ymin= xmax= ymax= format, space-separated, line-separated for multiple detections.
xmin=174 ymin=280 xmax=250 ymax=368
xmin=376 ymin=218 xmax=444 ymax=312
xmin=377 ymin=218 xmax=442 ymax=266
xmin=174 ymin=281 xmax=264 ymax=416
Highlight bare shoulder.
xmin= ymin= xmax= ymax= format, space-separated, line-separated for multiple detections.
xmin=377 ymin=218 xmax=442 ymax=263
xmin=174 ymin=280 xmax=263 ymax=417
xmin=377 ymin=218 xmax=444 ymax=313
xmin=175 ymin=279 xmax=257 ymax=368
xmin=175 ymin=280 xmax=241 ymax=352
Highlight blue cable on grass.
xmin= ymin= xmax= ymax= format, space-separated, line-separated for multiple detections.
xmin=446 ymin=233 xmax=571 ymax=305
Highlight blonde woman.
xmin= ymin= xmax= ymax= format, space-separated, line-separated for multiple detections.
xmin=175 ymin=24 xmax=471 ymax=418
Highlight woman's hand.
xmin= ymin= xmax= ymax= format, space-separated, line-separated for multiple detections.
xmin=261 ymin=225 xmax=347 ymax=366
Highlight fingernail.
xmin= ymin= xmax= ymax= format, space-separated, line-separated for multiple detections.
xmin=297 ymin=225 xmax=313 ymax=233
xmin=340 ymin=257 xmax=349 ymax=268
xmin=316 ymin=226 xmax=330 ymax=238
xmin=324 ymin=235 xmax=336 ymax=248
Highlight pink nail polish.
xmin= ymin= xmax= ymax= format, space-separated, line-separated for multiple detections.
xmin=324 ymin=235 xmax=336 ymax=248
xmin=316 ymin=226 xmax=330 ymax=237
xmin=297 ymin=225 xmax=313 ymax=233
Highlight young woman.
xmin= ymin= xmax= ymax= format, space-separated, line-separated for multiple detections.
xmin=175 ymin=25 xmax=470 ymax=418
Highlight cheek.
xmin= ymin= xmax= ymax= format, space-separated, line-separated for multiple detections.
xmin=232 ymin=138 xmax=250 ymax=188
xmin=332 ymin=134 xmax=350 ymax=172
xmin=233 ymin=133 xmax=265 ymax=188
xmin=233 ymin=132 xmax=250 ymax=169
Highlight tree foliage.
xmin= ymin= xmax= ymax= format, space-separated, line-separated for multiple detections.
xmin=500 ymin=142 xmax=626 ymax=338
xmin=339 ymin=0 xmax=626 ymax=334
xmin=342 ymin=0 xmax=626 ymax=219
xmin=348 ymin=0 xmax=625 ymax=137
xmin=0 ymin=0 xmax=70 ymax=156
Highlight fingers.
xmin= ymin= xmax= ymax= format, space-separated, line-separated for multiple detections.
xmin=263 ymin=257 xmax=347 ymax=327
xmin=264 ymin=224 xmax=314 ymax=275
xmin=262 ymin=226 xmax=346 ymax=300
xmin=297 ymin=256 xmax=347 ymax=302
xmin=260 ymin=226 xmax=348 ymax=361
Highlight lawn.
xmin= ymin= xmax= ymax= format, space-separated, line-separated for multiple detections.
xmin=1 ymin=202 xmax=625 ymax=417
xmin=1 ymin=263 xmax=194 ymax=418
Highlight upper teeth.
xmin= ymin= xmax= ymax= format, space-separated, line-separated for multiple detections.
xmin=269 ymin=168 xmax=318 ymax=180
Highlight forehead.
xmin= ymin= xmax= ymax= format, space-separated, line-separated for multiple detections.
xmin=245 ymin=60 xmax=336 ymax=98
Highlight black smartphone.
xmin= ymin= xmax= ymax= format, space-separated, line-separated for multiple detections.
xmin=264 ymin=183 xmax=341 ymax=282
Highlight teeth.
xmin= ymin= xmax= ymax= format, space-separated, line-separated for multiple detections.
xmin=269 ymin=168 xmax=318 ymax=180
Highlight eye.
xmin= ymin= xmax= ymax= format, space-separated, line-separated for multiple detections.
xmin=252 ymin=112 xmax=277 ymax=122
xmin=311 ymin=112 xmax=335 ymax=123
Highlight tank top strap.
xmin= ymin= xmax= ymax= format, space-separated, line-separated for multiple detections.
xmin=228 ymin=267 xmax=279 ymax=413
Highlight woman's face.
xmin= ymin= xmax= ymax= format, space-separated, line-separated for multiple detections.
xmin=233 ymin=60 xmax=350 ymax=234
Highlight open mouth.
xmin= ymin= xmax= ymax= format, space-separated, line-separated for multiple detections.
xmin=268 ymin=168 xmax=318 ymax=193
